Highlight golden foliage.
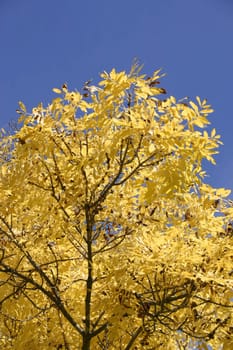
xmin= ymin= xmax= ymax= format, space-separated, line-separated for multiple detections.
xmin=0 ymin=66 xmax=232 ymax=350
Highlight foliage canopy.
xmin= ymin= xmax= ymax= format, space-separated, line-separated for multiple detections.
xmin=0 ymin=66 xmax=232 ymax=350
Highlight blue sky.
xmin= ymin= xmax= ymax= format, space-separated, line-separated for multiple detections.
xmin=1 ymin=0 xmax=233 ymax=191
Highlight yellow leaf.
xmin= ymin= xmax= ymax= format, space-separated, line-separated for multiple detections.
xmin=189 ymin=101 xmax=199 ymax=113
xmin=149 ymin=143 xmax=156 ymax=153
xmin=18 ymin=101 xmax=26 ymax=112
xmin=196 ymin=96 xmax=202 ymax=106
xmin=52 ymin=88 xmax=62 ymax=94
xmin=211 ymin=128 xmax=216 ymax=137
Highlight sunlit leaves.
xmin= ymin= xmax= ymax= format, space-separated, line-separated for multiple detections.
xmin=0 ymin=67 xmax=232 ymax=350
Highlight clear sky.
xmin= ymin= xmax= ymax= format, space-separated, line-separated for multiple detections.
xmin=1 ymin=0 xmax=233 ymax=191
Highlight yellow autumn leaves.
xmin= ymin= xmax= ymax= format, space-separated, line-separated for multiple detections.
xmin=0 ymin=66 xmax=232 ymax=350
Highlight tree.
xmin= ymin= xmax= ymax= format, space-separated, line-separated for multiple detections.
xmin=0 ymin=65 xmax=232 ymax=350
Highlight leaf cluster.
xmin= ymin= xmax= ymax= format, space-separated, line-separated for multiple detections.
xmin=0 ymin=67 xmax=232 ymax=349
